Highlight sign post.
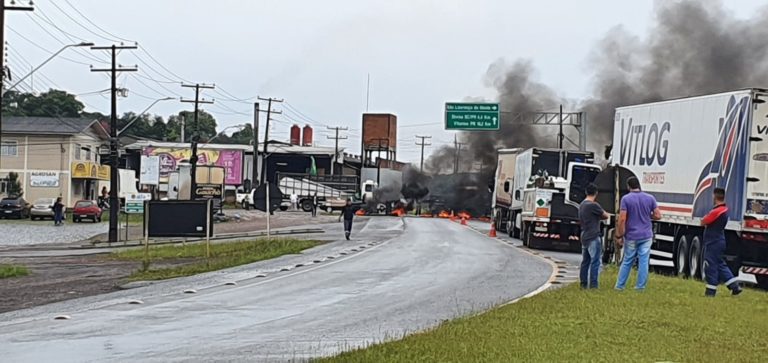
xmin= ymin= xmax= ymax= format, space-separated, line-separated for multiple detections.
xmin=445 ymin=102 xmax=500 ymax=130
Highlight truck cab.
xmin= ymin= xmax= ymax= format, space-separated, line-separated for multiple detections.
xmin=515 ymin=148 xmax=601 ymax=251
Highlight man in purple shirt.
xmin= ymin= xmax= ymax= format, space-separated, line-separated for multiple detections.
xmin=615 ymin=177 xmax=662 ymax=290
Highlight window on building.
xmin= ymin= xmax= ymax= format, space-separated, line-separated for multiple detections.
xmin=0 ymin=141 xmax=18 ymax=157
xmin=75 ymin=143 xmax=81 ymax=160
xmin=85 ymin=145 xmax=92 ymax=161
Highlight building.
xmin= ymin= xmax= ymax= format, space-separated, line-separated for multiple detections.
xmin=0 ymin=117 xmax=110 ymax=206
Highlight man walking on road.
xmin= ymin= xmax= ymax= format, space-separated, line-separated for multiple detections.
xmin=53 ymin=197 xmax=65 ymax=226
xmin=339 ymin=199 xmax=355 ymax=240
xmin=311 ymin=194 xmax=318 ymax=217
xmin=615 ymin=177 xmax=662 ymax=291
xmin=579 ymin=183 xmax=610 ymax=289
xmin=701 ymin=187 xmax=742 ymax=297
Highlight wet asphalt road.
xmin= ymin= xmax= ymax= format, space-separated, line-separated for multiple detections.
xmin=0 ymin=217 xmax=552 ymax=362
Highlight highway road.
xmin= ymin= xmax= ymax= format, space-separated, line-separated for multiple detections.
xmin=0 ymin=217 xmax=552 ymax=362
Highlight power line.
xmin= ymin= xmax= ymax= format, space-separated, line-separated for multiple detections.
xmin=256 ymin=96 xmax=283 ymax=185
xmin=61 ymin=0 xmax=135 ymax=43
xmin=6 ymin=26 xmax=90 ymax=66
xmin=46 ymin=1 xmax=116 ymax=43
xmin=180 ymin=83 xmax=215 ymax=195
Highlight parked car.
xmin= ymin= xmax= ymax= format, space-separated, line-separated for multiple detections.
xmin=0 ymin=197 xmax=30 ymax=219
xmin=30 ymin=198 xmax=64 ymax=220
xmin=72 ymin=200 xmax=102 ymax=223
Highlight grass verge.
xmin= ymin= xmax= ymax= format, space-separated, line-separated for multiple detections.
xmin=101 ymin=212 xmax=144 ymax=225
xmin=0 ymin=264 xmax=29 ymax=279
xmin=112 ymin=238 xmax=320 ymax=281
xmin=321 ymin=266 xmax=768 ymax=363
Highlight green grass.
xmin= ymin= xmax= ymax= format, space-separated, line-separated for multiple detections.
xmin=0 ymin=264 xmax=29 ymax=279
xmin=321 ymin=267 xmax=768 ymax=363
xmin=101 ymin=212 xmax=144 ymax=225
xmin=112 ymin=238 xmax=320 ymax=281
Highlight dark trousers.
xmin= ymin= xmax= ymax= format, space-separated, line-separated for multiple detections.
xmin=312 ymin=205 xmax=317 ymax=217
xmin=343 ymin=219 xmax=353 ymax=237
xmin=704 ymin=240 xmax=739 ymax=294
xmin=54 ymin=211 xmax=63 ymax=225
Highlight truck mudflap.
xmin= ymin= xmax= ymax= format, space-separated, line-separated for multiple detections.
xmin=742 ymin=267 xmax=768 ymax=275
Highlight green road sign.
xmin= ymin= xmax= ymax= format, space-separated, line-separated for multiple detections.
xmin=445 ymin=102 xmax=500 ymax=130
xmin=124 ymin=201 xmax=144 ymax=214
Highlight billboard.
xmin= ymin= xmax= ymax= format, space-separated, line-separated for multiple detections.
xmin=142 ymin=147 xmax=243 ymax=185
xmin=140 ymin=155 xmax=160 ymax=185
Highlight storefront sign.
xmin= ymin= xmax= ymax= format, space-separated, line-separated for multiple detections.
xmin=142 ymin=147 xmax=243 ymax=185
xmin=194 ymin=183 xmax=223 ymax=197
xmin=71 ymin=162 xmax=109 ymax=180
xmin=29 ymin=171 xmax=59 ymax=187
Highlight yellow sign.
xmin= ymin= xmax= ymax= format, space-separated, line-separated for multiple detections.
xmin=71 ymin=162 xmax=110 ymax=180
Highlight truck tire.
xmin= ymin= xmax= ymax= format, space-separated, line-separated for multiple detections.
xmin=522 ymin=222 xmax=530 ymax=247
xmin=676 ymin=235 xmax=690 ymax=278
xmin=756 ymin=275 xmax=768 ymax=290
xmin=688 ymin=235 xmax=703 ymax=279
xmin=300 ymin=200 xmax=313 ymax=212
xmin=507 ymin=218 xmax=514 ymax=238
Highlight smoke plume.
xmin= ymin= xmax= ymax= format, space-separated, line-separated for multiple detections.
xmin=428 ymin=0 xmax=768 ymax=172
xmin=423 ymin=1 xmax=768 ymax=215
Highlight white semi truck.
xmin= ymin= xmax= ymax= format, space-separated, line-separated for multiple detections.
xmin=594 ymin=88 xmax=768 ymax=288
xmin=492 ymin=147 xmax=600 ymax=251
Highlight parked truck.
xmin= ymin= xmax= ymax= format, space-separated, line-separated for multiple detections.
xmin=492 ymin=147 xmax=600 ymax=251
xmin=593 ymin=88 xmax=768 ymax=288
xmin=240 ymin=173 xmax=360 ymax=212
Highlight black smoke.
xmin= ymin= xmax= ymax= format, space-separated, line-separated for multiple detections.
xmin=425 ymin=1 xmax=768 ymax=208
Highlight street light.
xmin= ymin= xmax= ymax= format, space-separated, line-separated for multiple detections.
xmin=206 ymin=124 xmax=247 ymax=143
xmin=4 ymin=42 xmax=95 ymax=95
xmin=117 ymin=97 xmax=175 ymax=136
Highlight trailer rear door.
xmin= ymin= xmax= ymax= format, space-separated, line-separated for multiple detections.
xmin=746 ymin=95 xmax=768 ymax=228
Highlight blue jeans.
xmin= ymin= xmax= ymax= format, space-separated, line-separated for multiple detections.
xmin=54 ymin=211 xmax=63 ymax=225
xmin=615 ymin=238 xmax=652 ymax=290
xmin=580 ymin=237 xmax=602 ymax=288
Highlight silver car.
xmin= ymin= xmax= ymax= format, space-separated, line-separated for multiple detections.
xmin=30 ymin=198 xmax=63 ymax=220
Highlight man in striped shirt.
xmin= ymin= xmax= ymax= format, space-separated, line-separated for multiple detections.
xmin=701 ymin=187 xmax=742 ymax=297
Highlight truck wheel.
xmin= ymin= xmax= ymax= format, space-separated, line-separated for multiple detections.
xmin=756 ymin=275 xmax=768 ymax=290
xmin=688 ymin=235 xmax=703 ymax=279
xmin=507 ymin=219 xmax=514 ymax=238
xmin=327 ymin=207 xmax=333 ymax=213
xmin=300 ymin=200 xmax=313 ymax=212
xmin=522 ymin=223 xmax=530 ymax=247
xmin=675 ymin=235 xmax=690 ymax=278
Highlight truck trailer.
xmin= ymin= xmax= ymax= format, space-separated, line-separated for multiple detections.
xmin=492 ymin=147 xmax=600 ymax=251
xmin=594 ymin=89 xmax=768 ymax=288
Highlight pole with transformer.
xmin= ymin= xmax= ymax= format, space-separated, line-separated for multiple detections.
xmin=415 ymin=135 xmax=432 ymax=172
xmin=181 ymin=83 xmax=215 ymax=199
xmin=327 ymin=126 xmax=348 ymax=175
xmin=90 ymin=44 xmax=137 ymax=243
xmin=0 ymin=1 xmax=33 ymax=169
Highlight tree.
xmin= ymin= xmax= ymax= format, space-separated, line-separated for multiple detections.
xmin=5 ymin=172 xmax=23 ymax=197
xmin=2 ymin=89 xmax=85 ymax=117
xmin=217 ymin=123 xmax=254 ymax=145
xmin=167 ymin=110 xmax=217 ymax=142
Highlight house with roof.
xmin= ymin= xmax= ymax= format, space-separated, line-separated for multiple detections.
xmin=0 ymin=116 xmax=110 ymax=206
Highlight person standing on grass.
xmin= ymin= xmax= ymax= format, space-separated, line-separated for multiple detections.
xmin=579 ymin=183 xmax=610 ymax=289
xmin=53 ymin=197 xmax=65 ymax=226
xmin=701 ymin=187 xmax=742 ymax=297
xmin=339 ymin=199 xmax=355 ymax=240
xmin=615 ymin=177 xmax=662 ymax=291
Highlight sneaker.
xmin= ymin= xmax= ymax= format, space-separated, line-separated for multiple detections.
xmin=732 ymin=287 xmax=743 ymax=296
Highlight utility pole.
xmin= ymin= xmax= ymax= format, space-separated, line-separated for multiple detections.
xmin=327 ymin=126 xmax=348 ymax=175
xmin=415 ymin=135 xmax=432 ymax=173
xmin=558 ymin=104 xmax=564 ymax=149
xmin=179 ymin=114 xmax=185 ymax=143
xmin=181 ymin=83 xmax=215 ymax=199
xmin=0 ymin=1 xmax=33 ymax=169
xmin=251 ymin=102 xmax=259 ymax=188
xmin=256 ymin=97 xmax=283 ymax=185
xmin=90 ymin=44 xmax=137 ymax=243
xmin=453 ymin=135 xmax=466 ymax=174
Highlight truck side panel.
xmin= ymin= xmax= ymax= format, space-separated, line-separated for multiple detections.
xmin=746 ymin=94 xmax=768 ymax=227
xmin=612 ymin=90 xmax=753 ymax=225
xmin=512 ymin=150 xmax=533 ymax=210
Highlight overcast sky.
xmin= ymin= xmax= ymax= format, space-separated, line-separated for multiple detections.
xmin=5 ymin=0 xmax=765 ymax=162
